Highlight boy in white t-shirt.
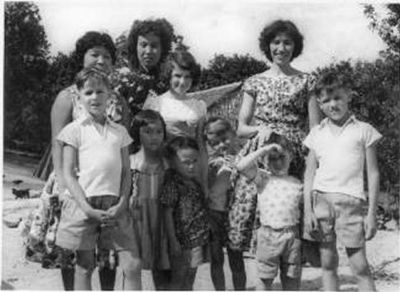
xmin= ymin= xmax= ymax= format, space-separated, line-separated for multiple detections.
xmin=56 ymin=68 xmax=141 ymax=290
xmin=303 ymin=73 xmax=382 ymax=291
xmin=237 ymin=134 xmax=303 ymax=290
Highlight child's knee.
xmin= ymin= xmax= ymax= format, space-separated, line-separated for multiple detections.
xmin=118 ymin=250 xmax=141 ymax=276
xmin=321 ymin=253 xmax=338 ymax=271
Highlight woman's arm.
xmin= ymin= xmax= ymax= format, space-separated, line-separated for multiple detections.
xmin=365 ymin=144 xmax=380 ymax=240
xmin=63 ymin=144 xmax=107 ymax=221
xmin=237 ymin=92 xmax=260 ymax=138
xmin=51 ymin=91 xmax=73 ymax=188
xmin=308 ymin=94 xmax=322 ymax=129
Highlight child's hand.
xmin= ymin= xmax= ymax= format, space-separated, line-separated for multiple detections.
xmin=262 ymin=143 xmax=282 ymax=154
xmin=364 ymin=214 xmax=377 ymax=240
xmin=106 ymin=203 xmax=124 ymax=219
xmin=85 ymin=208 xmax=109 ymax=223
xmin=304 ymin=210 xmax=319 ymax=239
xmin=256 ymin=126 xmax=273 ymax=148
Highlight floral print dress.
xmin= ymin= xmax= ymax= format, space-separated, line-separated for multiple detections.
xmin=228 ymin=72 xmax=315 ymax=252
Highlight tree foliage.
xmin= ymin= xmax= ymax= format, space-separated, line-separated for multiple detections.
xmin=198 ymin=54 xmax=268 ymax=89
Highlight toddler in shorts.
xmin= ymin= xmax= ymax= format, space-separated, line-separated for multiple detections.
xmin=237 ymin=133 xmax=303 ymax=290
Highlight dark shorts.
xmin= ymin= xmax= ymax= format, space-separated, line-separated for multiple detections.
xmin=56 ymin=194 xmax=139 ymax=255
xmin=311 ymin=191 xmax=366 ymax=248
xmin=256 ymin=225 xmax=301 ymax=279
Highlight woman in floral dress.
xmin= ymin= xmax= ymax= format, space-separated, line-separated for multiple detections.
xmin=228 ymin=20 xmax=321 ymax=251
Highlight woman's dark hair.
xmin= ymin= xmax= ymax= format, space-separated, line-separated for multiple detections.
xmin=259 ymin=20 xmax=304 ymax=62
xmin=74 ymin=31 xmax=117 ymax=68
xmin=127 ymin=18 xmax=175 ymax=70
xmin=162 ymin=50 xmax=201 ymax=88
xmin=165 ymin=136 xmax=199 ymax=159
xmin=75 ymin=67 xmax=110 ymax=90
xmin=130 ymin=109 xmax=167 ymax=153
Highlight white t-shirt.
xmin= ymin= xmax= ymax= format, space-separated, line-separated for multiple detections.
xmin=303 ymin=115 xmax=382 ymax=200
xmin=256 ymin=170 xmax=303 ymax=229
xmin=143 ymin=91 xmax=207 ymax=139
xmin=57 ymin=115 xmax=132 ymax=198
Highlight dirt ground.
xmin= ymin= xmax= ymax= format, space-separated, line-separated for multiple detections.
xmin=1 ymin=153 xmax=400 ymax=291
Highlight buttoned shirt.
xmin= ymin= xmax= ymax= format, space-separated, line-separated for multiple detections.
xmin=57 ymin=115 xmax=132 ymax=198
xmin=303 ymin=115 xmax=382 ymax=200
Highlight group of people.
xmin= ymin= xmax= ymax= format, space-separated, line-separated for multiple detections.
xmin=28 ymin=17 xmax=381 ymax=291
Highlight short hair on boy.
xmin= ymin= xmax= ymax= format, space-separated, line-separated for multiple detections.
xmin=130 ymin=109 xmax=167 ymax=153
xmin=165 ymin=136 xmax=199 ymax=159
xmin=75 ymin=67 xmax=110 ymax=90
xmin=204 ymin=116 xmax=235 ymax=140
xmin=162 ymin=50 xmax=201 ymax=88
xmin=314 ymin=72 xmax=353 ymax=99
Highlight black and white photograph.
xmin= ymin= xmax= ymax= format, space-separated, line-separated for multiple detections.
xmin=2 ymin=0 xmax=399 ymax=290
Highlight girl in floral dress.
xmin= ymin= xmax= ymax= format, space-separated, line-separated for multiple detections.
xmin=129 ymin=109 xmax=170 ymax=290
xmin=230 ymin=20 xmax=321 ymax=252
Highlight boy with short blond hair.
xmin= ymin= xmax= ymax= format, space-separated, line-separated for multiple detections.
xmin=303 ymin=72 xmax=382 ymax=291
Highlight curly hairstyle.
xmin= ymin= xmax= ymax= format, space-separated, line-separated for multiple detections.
xmin=314 ymin=72 xmax=353 ymax=99
xmin=161 ymin=50 xmax=201 ymax=88
xmin=165 ymin=136 xmax=199 ymax=159
xmin=127 ymin=18 xmax=175 ymax=70
xmin=130 ymin=109 xmax=167 ymax=153
xmin=259 ymin=20 xmax=304 ymax=62
xmin=74 ymin=31 xmax=117 ymax=68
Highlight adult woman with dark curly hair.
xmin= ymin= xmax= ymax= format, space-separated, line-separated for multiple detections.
xmin=228 ymin=20 xmax=321 ymax=275
xmin=113 ymin=18 xmax=175 ymax=127
xmin=31 ymin=31 xmax=124 ymax=291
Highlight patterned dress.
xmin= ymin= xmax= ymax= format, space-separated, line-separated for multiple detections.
xmin=228 ymin=72 xmax=315 ymax=251
xmin=130 ymin=154 xmax=170 ymax=270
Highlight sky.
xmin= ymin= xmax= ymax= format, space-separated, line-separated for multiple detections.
xmin=34 ymin=0 xmax=391 ymax=71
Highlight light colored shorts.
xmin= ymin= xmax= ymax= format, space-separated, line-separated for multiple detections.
xmin=55 ymin=194 xmax=139 ymax=255
xmin=256 ymin=225 xmax=301 ymax=279
xmin=312 ymin=191 xmax=366 ymax=248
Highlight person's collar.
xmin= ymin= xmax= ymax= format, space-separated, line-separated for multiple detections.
xmin=319 ymin=114 xmax=356 ymax=128
xmin=76 ymin=111 xmax=112 ymax=126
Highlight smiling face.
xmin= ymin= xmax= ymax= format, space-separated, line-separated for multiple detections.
xmin=137 ymin=33 xmax=162 ymax=70
xmin=170 ymin=63 xmax=193 ymax=96
xmin=83 ymin=46 xmax=113 ymax=73
xmin=318 ymin=87 xmax=352 ymax=125
xmin=205 ymin=121 xmax=236 ymax=156
xmin=139 ymin=120 xmax=165 ymax=152
xmin=269 ymin=32 xmax=295 ymax=66
xmin=78 ymin=78 xmax=109 ymax=120
xmin=173 ymin=147 xmax=199 ymax=179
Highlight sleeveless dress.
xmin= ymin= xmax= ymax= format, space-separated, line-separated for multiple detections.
xmin=228 ymin=72 xmax=316 ymax=251
xmin=130 ymin=154 xmax=170 ymax=270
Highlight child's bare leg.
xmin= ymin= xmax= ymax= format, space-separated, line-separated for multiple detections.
xmin=210 ymin=240 xmax=225 ymax=290
xmin=227 ymin=247 xmax=246 ymax=290
xmin=256 ymin=278 xmax=274 ymax=290
xmin=75 ymin=250 xmax=95 ymax=290
xmin=346 ymin=247 xmax=376 ymax=291
xmin=320 ymin=241 xmax=339 ymax=291
xmin=280 ymin=274 xmax=300 ymax=291
xmin=118 ymin=250 xmax=142 ymax=290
